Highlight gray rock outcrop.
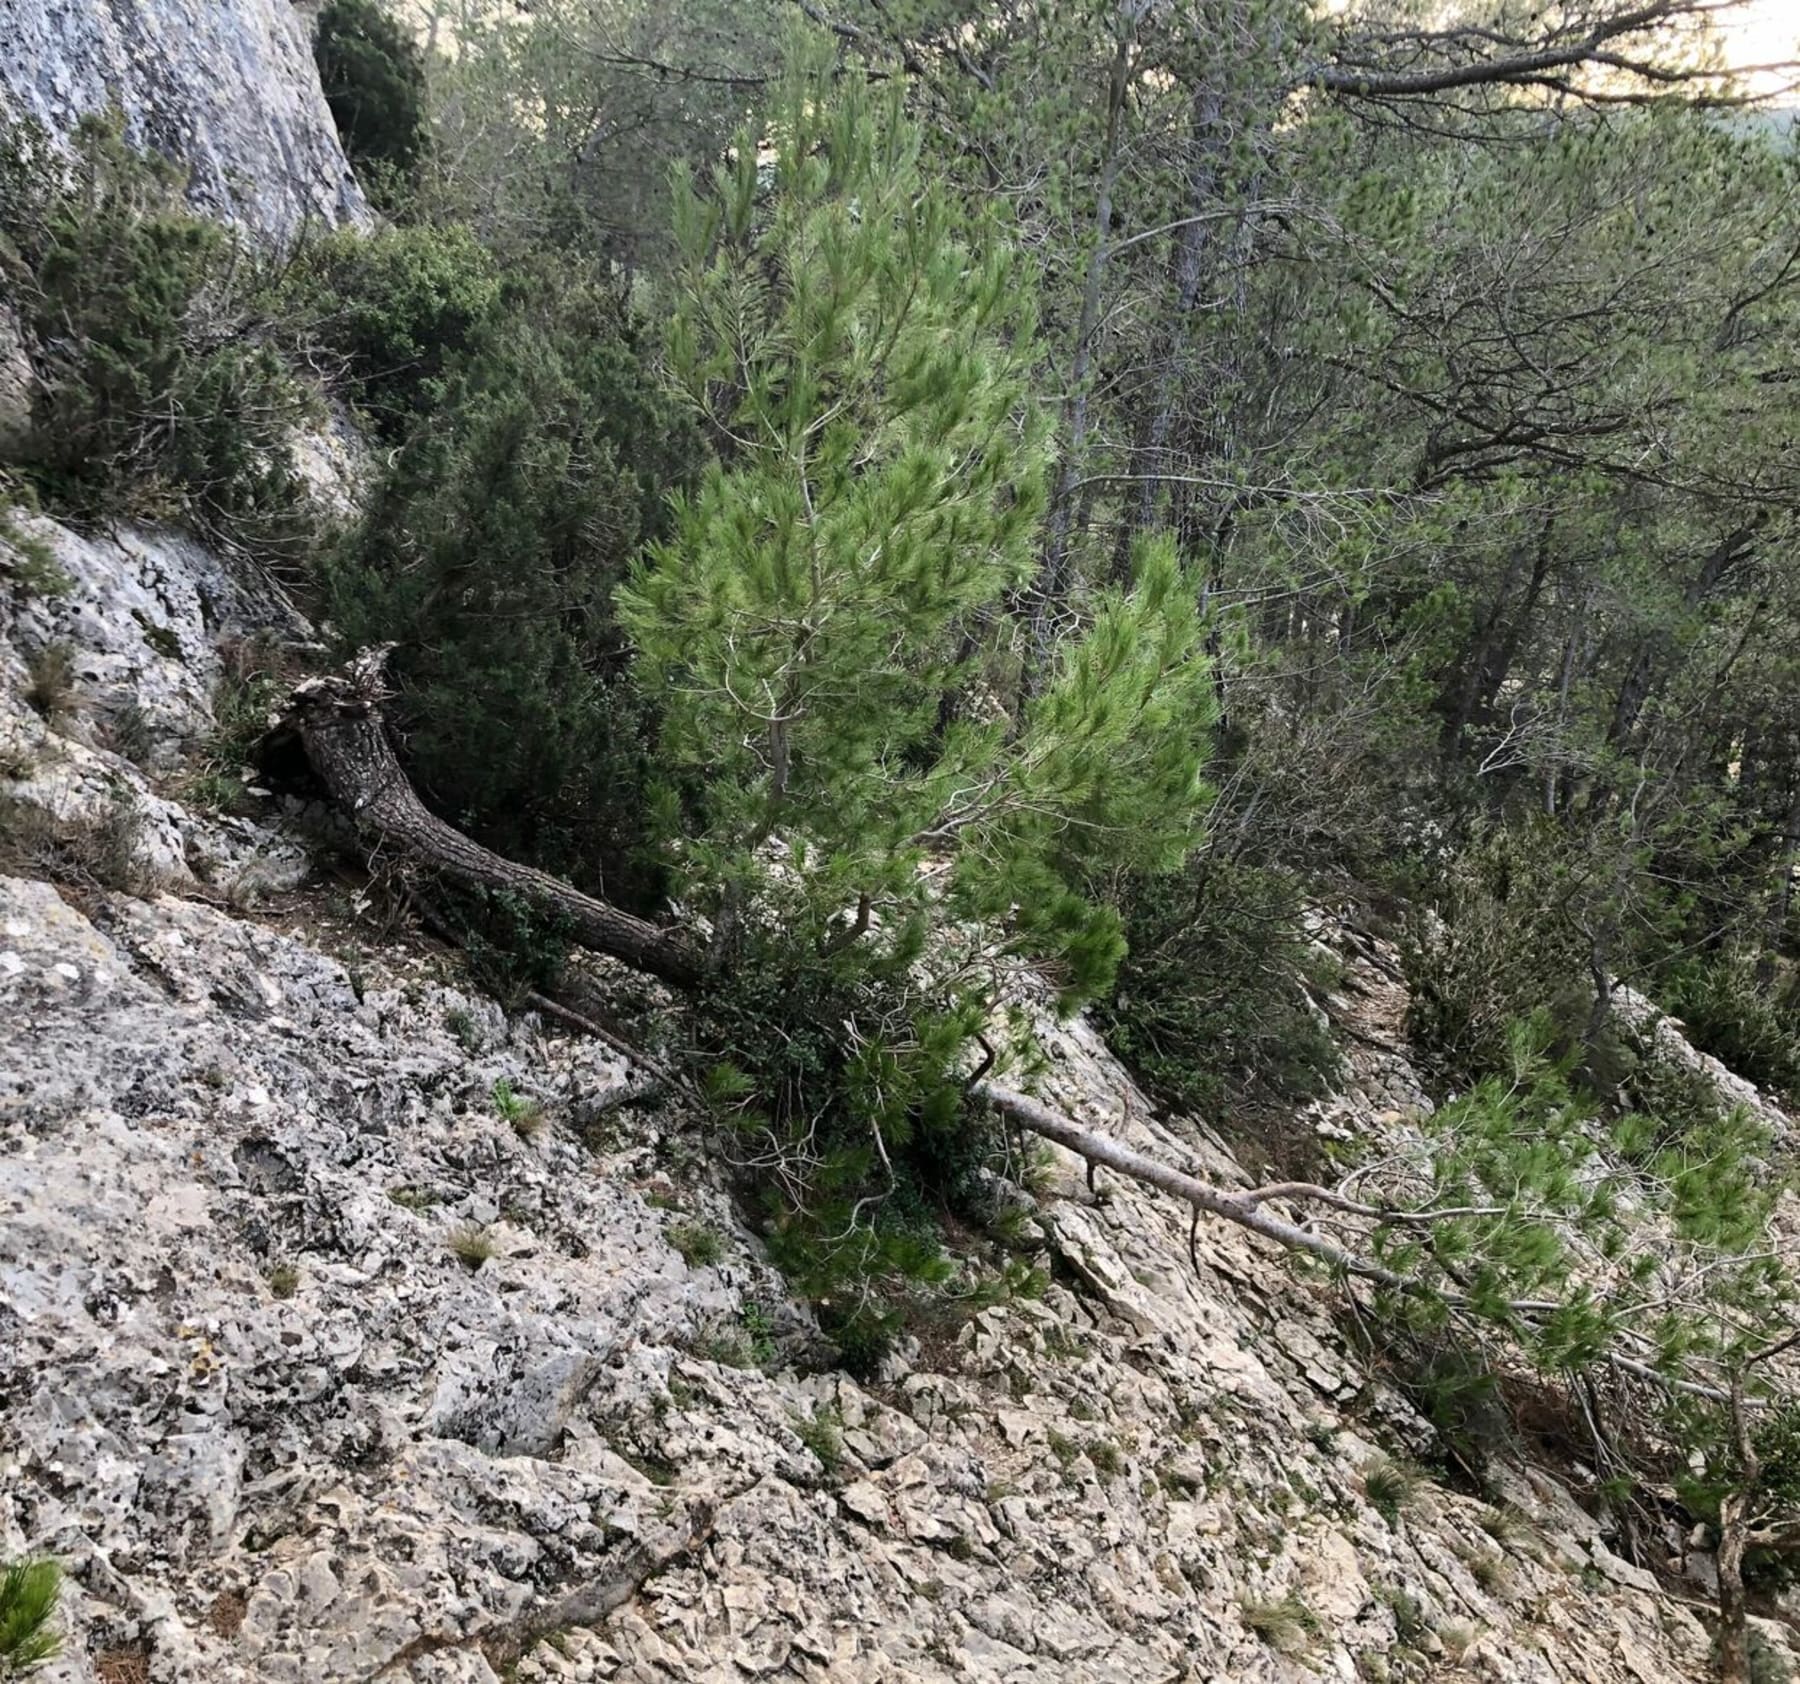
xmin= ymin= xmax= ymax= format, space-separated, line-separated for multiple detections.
xmin=0 ymin=865 xmax=1754 ymax=1684
xmin=0 ymin=0 xmax=368 ymax=244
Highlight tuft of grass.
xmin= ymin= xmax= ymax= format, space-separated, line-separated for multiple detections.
xmin=1155 ymin=1457 xmax=1203 ymax=1496
xmin=1378 ymin=1582 xmax=1428 ymax=1644
xmin=1363 ymin=1454 xmax=1423 ymax=1525
xmin=739 ymin=1300 xmax=778 ymax=1367
xmin=793 ymin=1404 xmax=845 ymax=1478
xmin=1304 ymin=1419 xmax=1340 ymax=1454
xmin=110 ymin=702 xmax=155 ymax=766
xmin=0 ymin=505 xmax=70 ymax=599
xmin=183 ymin=765 xmax=250 ymax=814
xmin=1465 ymin=1549 xmax=1508 ymax=1593
xmin=491 ymin=1076 xmax=545 ymax=1140
xmin=266 ymin=1261 xmax=300 ymax=1300
xmin=1088 ymin=1439 xmax=1125 ymax=1479
xmin=1021 ymin=1142 xmax=1058 ymax=1195
xmin=696 ymin=1323 xmax=754 ymax=1368
xmin=691 ymin=1303 xmax=777 ymax=1371
xmin=446 ymin=1222 xmax=496 ymax=1270
xmin=666 ymin=1220 xmax=723 ymax=1268
xmin=137 ymin=618 xmax=182 ymax=661
xmin=1240 ymin=1592 xmax=1318 ymax=1656
xmin=443 ymin=1007 xmax=482 ymax=1054
xmin=0 ymin=1556 xmax=62 ymax=1674
xmin=1436 ymin=1618 xmax=1480 ymax=1662
xmin=1477 ymin=1503 xmax=1534 ymax=1553
xmin=620 ymin=1450 xmax=678 ymax=1487
xmin=0 ymin=784 xmax=147 ymax=893
xmin=24 ymin=643 xmax=75 ymax=720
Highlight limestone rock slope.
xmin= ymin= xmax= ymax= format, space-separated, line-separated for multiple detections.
xmin=0 ymin=0 xmax=368 ymax=243
xmin=0 ymin=866 xmax=1745 ymax=1684
xmin=2 ymin=514 xmax=1791 ymax=1684
xmin=1 ymin=509 xmax=312 ymax=896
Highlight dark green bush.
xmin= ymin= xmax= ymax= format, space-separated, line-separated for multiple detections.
xmin=685 ymin=921 xmax=1001 ymax=1370
xmin=316 ymin=274 xmax=698 ymax=909
xmin=436 ymin=885 xmax=573 ymax=1007
xmin=1402 ymin=820 xmax=1604 ymax=1095
xmin=1658 ymin=954 xmax=1800 ymax=1105
xmin=0 ymin=118 xmax=312 ymax=556
xmin=1093 ymin=858 xmax=1339 ymax=1132
xmin=283 ymin=223 xmax=500 ymax=438
xmin=313 ymin=0 xmax=429 ymax=200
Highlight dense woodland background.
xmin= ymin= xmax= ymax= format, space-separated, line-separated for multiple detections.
xmin=6 ymin=3 xmax=1800 ymax=1671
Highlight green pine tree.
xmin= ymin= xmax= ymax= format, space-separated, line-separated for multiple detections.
xmin=619 ymin=39 xmax=1216 ymax=991
xmin=617 ymin=38 xmax=1217 ymax=1350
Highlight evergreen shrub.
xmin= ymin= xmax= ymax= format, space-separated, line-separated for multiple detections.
xmin=317 ymin=274 xmax=699 ymax=908
xmin=283 ymin=223 xmax=500 ymax=438
xmin=1095 ymin=857 xmax=1340 ymax=1130
xmin=0 ymin=118 xmax=312 ymax=557
xmin=313 ymin=0 xmax=429 ymax=200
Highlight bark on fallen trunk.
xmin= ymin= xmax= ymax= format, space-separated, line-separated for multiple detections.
xmin=283 ymin=646 xmax=704 ymax=989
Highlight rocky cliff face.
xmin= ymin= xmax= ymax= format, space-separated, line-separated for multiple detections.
xmin=0 ymin=0 xmax=367 ymax=243
xmin=3 ymin=514 xmax=1793 ymax=1683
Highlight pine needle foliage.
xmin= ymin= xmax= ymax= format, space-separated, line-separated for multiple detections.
xmin=617 ymin=41 xmax=1216 ymax=1347
xmin=1369 ymin=1016 xmax=1794 ymax=1398
xmin=620 ymin=42 xmax=1215 ymax=991
xmin=0 ymin=1557 xmax=60 ymax=1677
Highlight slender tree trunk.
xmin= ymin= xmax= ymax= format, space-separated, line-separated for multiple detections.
xmin=1029 ymin=9 xmax=1138 ymax=685
xmin=1441 ymin=546 xmax=1525 ymax=765
xmin=1717 ymin=1489 xmax=1752 ymax=1684
xmin=1772 ymin=777 xmax=1800 ymax=956
xmin=1109 ymin=79 xmax=1225 ymax=582
xmin=1608 ymin=523 xmax=1758 ymax=749
xmin=1476 ymin=528 xmax=1553 ymax=712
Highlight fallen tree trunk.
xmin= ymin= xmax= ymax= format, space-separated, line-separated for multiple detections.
xmin=973 ymin=1082 xmax=1728 ymax=1402
xmin=282 ymin=646 xmax=704 ymax=989
xmin=279 ymin=651 xmax=1728 ymax=1408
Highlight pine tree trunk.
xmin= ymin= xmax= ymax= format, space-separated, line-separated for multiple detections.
xmin=1608 ymin=523 xmax=1757 ymax=749
xmin=283 ymin=648 xmax=705 ymax=989
xmin=1029 ymin=12 xmax=1136 ymax=685
xmin=1717 ymin=1492 xmax=1752 ymax=1684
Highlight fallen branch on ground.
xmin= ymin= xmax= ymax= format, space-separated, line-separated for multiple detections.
xmin=973 ymin=1081 xmax=1731 ymax=1402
